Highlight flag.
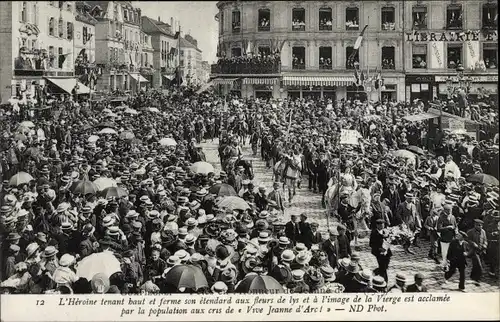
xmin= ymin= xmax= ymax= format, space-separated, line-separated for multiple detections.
xmin=360 ymin=70 xmax=366 ymax=84
xmin=354 ymin=68 xmax=360 ymax=86
xmin=374 ymin=69 xmax=382 ymax=89
xmin=353 ymin=24 xmax=368 ymax=50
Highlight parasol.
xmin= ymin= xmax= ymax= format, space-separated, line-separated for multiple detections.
xmin=72 ymin=179 xmax=98 ymax=195
xmin=466 ymin=173 xmax=499 ymax=186
xmin=163 ymin=265 xmax=208 ymax=291
xmin=124 ymin=108 xmax=139 ymax=115
xmin=405 ymin=145 xmax=425 ymax=155
xmin=159 ymin=138 xmax=177 ymax=146
xmin=119 ymin=131 xmax=135 ymax=140
xmin=76 ymin=251 xmax=121 ymax=280
xmin=93 ymin=177 xmax=118 ymax=191
xmin=208 ymin=183 xmax=238 ymax=197
xmin=101 ymin=186 xmax=128 ymax=199
xmin=99 ymin=128 xmax=117 ymax=135
xmin=19 ymin=121 xmax=35 ymax=128
xmin=189 ymin=162 xmax=214 ymax=175
xmin=9 ymin=172 xmax=34 ymax=186
xmin=235 ymin=274 xmax=284 ymax=293
xmin=217 ymin=196 xmax=250 ymax=211
xmin=87 ymin=135 xmax=99 ymax=143
xmin=391 ymin=149 xmax=416 ymax=160
xmin=148 ymin=107 xmax=160 ymax=113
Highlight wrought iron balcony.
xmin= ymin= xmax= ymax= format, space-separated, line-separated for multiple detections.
xmin=211 ymin=61 xmax=280 ymax=74
xmin=13 ymin=69 xmax=74 ymax=77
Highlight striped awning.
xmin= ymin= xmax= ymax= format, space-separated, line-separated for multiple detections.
xmin=242 ymin=78 xmax=279 ymax=85
xmin=283 ymin=76 xmax=355 ymax=87
xmin=211 ymin=78 xmax=238 ymax=85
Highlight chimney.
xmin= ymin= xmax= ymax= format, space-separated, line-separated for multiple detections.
xmin=170 ymin=17 xmax=174 ymax=28
xmin=158 ymin=16 xmax=161 ymax=22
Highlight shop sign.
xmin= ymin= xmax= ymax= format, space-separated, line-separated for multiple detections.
xmin=405 ymin=75 xmax=435 ymax=83
xmin=405 ymin=30 xmax=497 ymax=42
xmin=435 ymin=75 xmax=498 ymax=83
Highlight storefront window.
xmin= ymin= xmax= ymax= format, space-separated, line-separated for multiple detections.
xmin=292 ymin=47 xmax=305 ymax=69
xmin=412 ymin=45 xmax=427 ymax=69
xmin=292 ymin=8 xmax=306 ymax=31
xmin=346 ymin=8 xmax=359 ymax=30
xmin=319 ymin=8 xmax=332 ymax=31
xmin=446 ymin=5 xmax=463 ymax=30
xmin=447 ymin=44 xmax=462 ymax=69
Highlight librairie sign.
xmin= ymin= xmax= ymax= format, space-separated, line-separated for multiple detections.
xmin=405 ymin=30 xmax=497 ymax=42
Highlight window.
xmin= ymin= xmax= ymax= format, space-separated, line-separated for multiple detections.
xmin=447 ymin=44 xmax=462 ymax=69
xmin=412 ymin=6 xmax=427 ymax=29
xmin=231 ymin=47 xmax=242 ymax=57
xmin=381 ymin=7 xmax=395 ymax=30
xmin=21 ymin=2 xmax=28 ymax=22
xmin=382 ymin=47 xmax=395 ymax=69
xmin=319 ymin=8 xmax=332 ymax=31
xmin=292 ymin=47 xmax=305 ymax=69
xmin=67 ymin=22 xmax=73 ymax=40
xmin=446 ymin=5 xmax=463 ymax=29
xmin=49 ymin=46 xmax=55 ymax=68
xmin=346 ymin=46 xmax=359 ymax=69
xmin=58 ymin=47 xmax=64 ymax=69
xmin=483 ymin=43 xmax=497 ymax=69
xmin=232 ymin=10 xmax=241 ymax=32
xmin=49 ymin=17 xmax=56 ymax=36
xmin=66 ymin=2 xmax=72 ymax=11
xmin=220 ymin=12 xmax=224 ymax=33
xmin=319 ymin=47 xmax=332 ymax=69
xmin=58 ymin=18 xmax=64 ymax=38
xmin=124 ymin=9 xmax=128 ymax=21
xmin=258 ymin=9 xmax=270 ymax=31
xmin=292 ymin=8 xmax=305 ymax=31
xmin=412 ymin=45 xmax=427 ymax=69
xmin=346 ymin=7 xmax=359 ymax=30
xmin=33 ymin=3 xmax=38 ymax=25
xmin=483 ymin=3 xmax=498 ymax=29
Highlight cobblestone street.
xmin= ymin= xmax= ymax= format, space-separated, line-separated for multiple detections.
xmin=201 ymin=139 xmax=500 ymax=292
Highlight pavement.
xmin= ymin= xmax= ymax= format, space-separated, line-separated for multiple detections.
xmin=200 ymin=139 xmax=500 ymax=292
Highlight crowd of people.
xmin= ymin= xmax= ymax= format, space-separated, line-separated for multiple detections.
xmin=0 ymin=85 xmax=498 ymax=295
xmin=214 ymin=53 xmax=281 ymax=74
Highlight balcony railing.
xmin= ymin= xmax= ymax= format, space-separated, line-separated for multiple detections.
xmin=382 ymin=22 xmax=396 ymax=30
xmin=413 ymin=21 xmax=427 ymax=30
xmin=292 ymin=63 xmax=305 ymax=70
xmin=446 ymin=20 xmax=463 ymax=29
xmin=211 ymin=60 xmax=281 ymax=74
xmin=13 ymin=69 xmax=74 ymax=77
xmin=292 ymin=24 xmax=305 ymax=31
xmin=319 ymin=24 xmax=332 ymax=31
xmin=346 ymin=23 xmax=359 ymax=30
xmin=319 ymin=64 xmax=332 ymax=70
xmin=258 ymin=25 xmax=270 ymax=31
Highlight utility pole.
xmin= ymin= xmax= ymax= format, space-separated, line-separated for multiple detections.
xmin=177 ymin=24 xmax=181 ymax=88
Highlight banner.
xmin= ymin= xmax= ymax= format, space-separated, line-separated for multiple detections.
xmin=429 ymin=42 xmax=444 ymax=69
xmin=340 ymin=129 xmax=361 ymax=145
xmin=448 ymin=119 xmax=465 ymax=132
xmin=465 ymin=40 xmax=480 ymax=70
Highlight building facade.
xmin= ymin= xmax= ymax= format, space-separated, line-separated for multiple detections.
xmin=140 ymin=30 xmax=155 ymax=86
xmin=180 ymin=35 xmax=203 ymax=86
xmin=74 ymin=1 xmax=98 ymax=90
xmin=402 ymin=0 xmax=498 ymax=103
xmin=0 ymin=1 xmax=85 ymax=104
xmin=141 ymin=16 xmax=178 ymax=88
xmin=213 ymin=0 xmax=406 ymax=100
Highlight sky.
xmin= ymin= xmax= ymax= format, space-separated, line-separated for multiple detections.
xmin=137 ymin=1 xmax=219 ymax=64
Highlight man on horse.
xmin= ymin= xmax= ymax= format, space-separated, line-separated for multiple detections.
xmin=282 ymin=149 xmax=302 ymax=206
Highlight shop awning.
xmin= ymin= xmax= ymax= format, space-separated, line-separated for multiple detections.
xmin=45 ymin=77 xmax=91 ymax=94
xmin=211 ymin=78 xmax=238 ymax=85
xmin=403 ymin=113 xmax=437 ymax=122
xmin=283 ymin=76 xmax=355 ymax=87
xmin=129 ymin=73 xmax=149 ymax=83
xmin=242 ymin=78 xmax=279 ymax=85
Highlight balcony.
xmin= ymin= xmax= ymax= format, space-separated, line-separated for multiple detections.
xmin=319 ymin=24 xmax=332 ymax=31
xmin=211 ymin=58 xmax=281 ymax=74
xmin=13 ymin=69 xmax=74 ymax=77
xmin=292 ymin=63 xmax=305 ymax=70
xmin=413 ymin=20 xmax=427 ymax=30
xmin=382 ymin=22 xmax=396 ymax=31
xmin=292 ymin=24 xmax=305 ymax=31
xmin=258 ymin=25 xmax=270 ymax=31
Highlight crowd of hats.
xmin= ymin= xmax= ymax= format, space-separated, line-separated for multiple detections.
xmin=0 ymin=88 xmax=499 ymax=294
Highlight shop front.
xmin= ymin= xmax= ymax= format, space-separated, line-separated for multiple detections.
xmin=283 ymin=75 xmax=354 ymax=100
xmin=435 ymin=74 xmax=498 ymax=103
xmin=405 ymin=74 xmax=435 ymax=103
xmin=241 ymin=77 xmax=280 ymax=99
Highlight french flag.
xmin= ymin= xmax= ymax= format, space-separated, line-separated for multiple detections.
xmin=349 ymin=24 xmax=369 ymax=62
